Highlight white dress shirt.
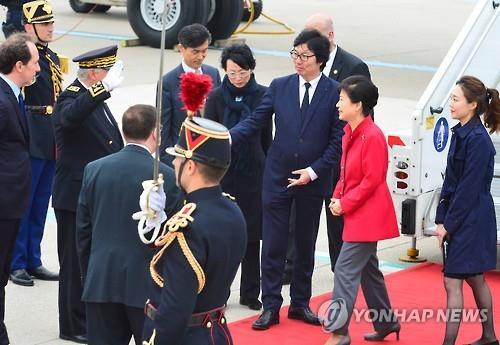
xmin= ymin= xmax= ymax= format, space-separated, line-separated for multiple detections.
xmin=322 ymin=45 xmax=338 ymax=77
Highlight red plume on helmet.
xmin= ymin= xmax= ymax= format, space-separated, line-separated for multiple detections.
xmin=179 ymin=72 xmax=213 ymax=118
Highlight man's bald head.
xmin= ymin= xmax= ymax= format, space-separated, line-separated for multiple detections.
xmin=305 ymin=13 xmax=334 ymax=49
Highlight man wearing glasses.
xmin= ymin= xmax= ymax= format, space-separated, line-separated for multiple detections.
xmin=230 ymin=29 xmax=344 ymax=330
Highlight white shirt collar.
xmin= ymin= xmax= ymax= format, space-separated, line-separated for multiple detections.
xmin=299 ymin=73 xmax=322 ymax=89
xmin=322 ymin=45 xmax=338 ymax=77
xmin=0 ymin=73 xmax=21 ymax=98
xmin=182 ymin=60 xmax=202 ymax=74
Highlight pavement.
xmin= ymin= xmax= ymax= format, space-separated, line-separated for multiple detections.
xmin=2 ymin=0 xmax=498 ymax=344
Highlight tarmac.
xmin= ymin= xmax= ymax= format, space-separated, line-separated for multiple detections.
xmin=2 ymin=0 xmax=497 ymax=344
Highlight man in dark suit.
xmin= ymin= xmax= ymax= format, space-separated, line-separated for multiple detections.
xmin=0 ymin=32 xmax=40 ymax=345
xmin=141 ymin=116 xmax=247 ymax=344
xmin=230 ymin=29 xmax=344 ymax=330
xmin=76 ymin=104 xmax=180 ymax=344
xmin=52 ymin=45 xmax=124 ymax=344
xmin=305 ymin=13 xmax=372 ymax=273
xmin=159 ymin=23 xmax=221 ymax=165
xmin=9 ymin=0 xmax=61 ymax=287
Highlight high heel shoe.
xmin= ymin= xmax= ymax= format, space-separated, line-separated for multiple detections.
xmin=364 ymin=323 xmax=401 ymax=341
xmin=464 ymin=340 xmax=499 ymax=345
xmin=324 ymin=334 xmax=351 ymax=345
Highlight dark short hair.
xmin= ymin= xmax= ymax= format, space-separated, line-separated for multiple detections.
xmin=122 ymin=104 xmax=157 ymax=141
xmin=220 ymin=44 xmax=256 ymax=71
xmin=0 ymin=33 xmax=35 ymax=74
xmin=178 ymin=24 xmax=211 ymax=48
xmin=339 ymin=75 xmax=379 ymax=116
xmin=195 ymin=161 xmax=227 ymax=183
xmin=293 ymin=29 xmax=330 ymax=69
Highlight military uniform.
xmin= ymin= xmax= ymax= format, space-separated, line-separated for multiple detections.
xmin=142 ymin=117 xmax=247 ymax=345
xmin=10 ymin=0 xmax=63 ymax=282
xmin=52 ymin=45 xmax=123 ymax=341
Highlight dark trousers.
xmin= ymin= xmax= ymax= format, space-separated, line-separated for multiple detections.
xmin=324 ymin=197 xmax=344 ymax=272
xmin=261 ymin=190 xmax=323 ymax=311
xmin=86 ymin=302 xmax=144 ymax=345
xmin=0 ymin=219 xmax=20 ymax=345
xmin=240 ymin=240 xmax=261 ymax=300
xmin=55 ymin=209 xmax=86 ymax=337
xmin=11 ymin=158 xmax=55 ymax=271
xmin=284 ymin=202 xmax=296 ymax=274
xmin=333 ymin=242 xmax=396 ymax=335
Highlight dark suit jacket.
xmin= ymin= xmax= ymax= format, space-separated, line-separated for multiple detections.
xmin=52 ymin=79 xmax=124 ymax=212
xmin=230 ymin=74 xmax=343 ymax=197
xmin=329 ymin=46 xmax=371 ymax=82
xmin=205 ymin=82 xmax=271 ymax=242
xmin=76 ymin=144 xmax=181 ymax=308
xmin=0 ymin=77 xmax=30 ymax=219
xmin=159 ymin=63 xmax=221 ymax=164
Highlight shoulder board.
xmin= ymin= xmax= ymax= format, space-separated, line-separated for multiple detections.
xmin=222 ymin=192 xmax=236 ymax=201
xmin=89 ymin=81 xmax=107 ymax=98
xmin=66 ymin=85 xmax=80 ymax=92
xmin=164 ymin=202 xmax=197 ymax=233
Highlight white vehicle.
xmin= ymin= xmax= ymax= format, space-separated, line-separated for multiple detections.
xmin=67 ymin=0 xmax=262 ymax=48
xmin=387 ymin=0 xmax=500 ymax=259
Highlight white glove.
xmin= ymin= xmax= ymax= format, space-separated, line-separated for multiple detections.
xmin=132 ymin=175 xmax=167 ymax=244
xmin=102 ymin=59 xmax=124 ymax=91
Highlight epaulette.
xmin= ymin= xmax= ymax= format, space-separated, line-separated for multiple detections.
xmin=222 ymin=192 xmax=236 ymax=201
xmin=89 ymin=81 xmax=107 ymax=98
xmin=66 ymin=85 xmax=80 ymax=93
xmin=149 ymin=203 xmax=206 ymax=293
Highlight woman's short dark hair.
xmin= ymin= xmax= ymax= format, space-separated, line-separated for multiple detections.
xmin=293 ymin=29 xmax=330 ymax=69
xmin=122 ymin=104 xmax=156 ymax=141
xmin=0 ymin=33 xmax=35 ymax=74
xmin=339 ymin=75 xmax=379 ymax=116
xmin=220 ymin=44 xmax=256 ymax=71
xmin=178 ymin=23 xmax=212 ymax=48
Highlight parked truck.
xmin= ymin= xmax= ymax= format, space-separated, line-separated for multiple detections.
xmin=387 ymin=0 xmax=500 ymax=258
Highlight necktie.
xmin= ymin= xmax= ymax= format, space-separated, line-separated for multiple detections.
xmin=300 ymin=82 xmax=311 ymax=124
xmin=18 ymin=93 xmax=28 ymax=133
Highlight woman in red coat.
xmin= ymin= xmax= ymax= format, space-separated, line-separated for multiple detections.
xmin=323 ymin=76 xmax=400 ymax=345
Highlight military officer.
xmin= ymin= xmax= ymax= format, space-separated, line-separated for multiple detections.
xmin=52 ymin=45 xmax=124 ymax=343
xmin=9 ymin=0 xmax=61 ymax=287
xmin=140 ymin=117 xmax=247 ymax=345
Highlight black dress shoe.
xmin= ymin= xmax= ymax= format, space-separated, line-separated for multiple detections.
xmin=59 ymin=334 xmax=88 ymax=343
xmin=9 ymin=269 xmax=34 ymax=286
xmin=240 ymin=297 xmax=262 ymax=310
xmin=252 ymin=310 xmax=279 ymax=330
xmin=287 ymin=305 xmax=321 ymax=325
xmin=28 ymin=266 xmax=59 ymax=281
xmin=364 ymin=323 xmax=401 ymax=341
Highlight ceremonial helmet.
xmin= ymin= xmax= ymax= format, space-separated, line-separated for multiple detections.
xmin=23 ymin=0 xmax=54 ymax=24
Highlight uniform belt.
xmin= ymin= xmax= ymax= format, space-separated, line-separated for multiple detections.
xmin=25 ymin=105 xmax=53 ymax=115
xmin=144 ymin=301 xmax=227 ymax=328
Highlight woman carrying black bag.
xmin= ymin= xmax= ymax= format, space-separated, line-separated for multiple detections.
xmin=205 ymin=44 xmax=272 ymax=311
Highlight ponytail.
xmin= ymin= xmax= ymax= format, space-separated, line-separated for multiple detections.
xmin=484 ymin=87 xmax=500 ymax=134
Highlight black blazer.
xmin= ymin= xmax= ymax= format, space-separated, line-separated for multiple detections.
xmin=329 ymin=46 xmax=371 ymax=82
xmin=0 ymin=77 xmax=30 ymax=219
xmin=52 ymin=79 xmax=124 ymax=212
xmin=76 ymin=145 xmax=181 ymax=308
xmin=204 ymin=82 xmax=271 ymax=242
xmin=159 ymin=63 xmax=221 ymax=164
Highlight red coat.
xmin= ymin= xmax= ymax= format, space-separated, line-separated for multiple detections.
xmin=333 ymin=116 xmax=399 ymax=242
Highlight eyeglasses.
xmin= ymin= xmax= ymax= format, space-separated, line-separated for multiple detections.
xmin=226 ymin=70 xmax=251 ymax=79
xmin=290 ymin=50 xmax=316 ymax=61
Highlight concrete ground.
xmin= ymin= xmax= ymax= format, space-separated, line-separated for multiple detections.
xmin=2 ymin=0 xmax=497 ymax=344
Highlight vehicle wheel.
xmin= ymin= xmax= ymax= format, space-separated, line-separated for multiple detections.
xmin=94 ymin=5 xmax=111 ymax=13
xmin=127 ymin=0 xmax=209 ymax=48
xmin=241 ymin=0 xmax=262 ymax=22
xmin=68 ymin=0 xmax=94 ymax=13
xmin=206 ymin=0 xmax=244 ymax=41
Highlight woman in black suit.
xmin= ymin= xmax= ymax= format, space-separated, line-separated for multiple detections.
xmin=205 ymin=44 xmax=272 ymax=310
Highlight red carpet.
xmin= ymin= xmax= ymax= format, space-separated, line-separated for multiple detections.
xmin=229 ymin=263 xmax=500 ymax=344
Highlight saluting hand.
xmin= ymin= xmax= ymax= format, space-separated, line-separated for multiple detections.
xmin=102 ymin=59 xmax=124 ymax=91
xmin=287 ymin=168 xmax=311 ymax=188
